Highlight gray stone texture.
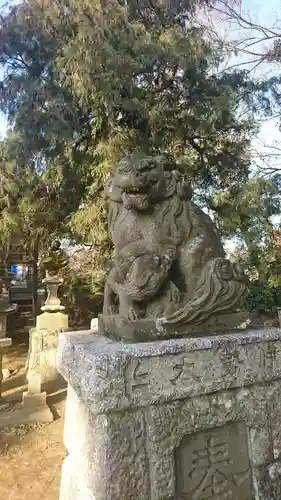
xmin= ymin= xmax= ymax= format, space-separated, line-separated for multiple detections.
xmin=0 ymin=280 xmax=17 ymax=338
xmin=175 ymin=421 xmax=252 ymax=499
xmin=100 ymin=154 xmax=248 ymax=340
xmin=25 ymin=263 xmax=68 ymax=391
xmin=26 ymin=311 xmax=68 ymax=389
xmin=58 ymin=328 xmax=281 ymax=500
xmin=0 ymin=337 xmax=12 ymax=398
xmin=0 ymin=336 xmax=53 ymax=429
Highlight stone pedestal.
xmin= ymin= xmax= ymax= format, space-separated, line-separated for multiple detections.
xmin=23 ymin=329 xmax=54 ymax=421
xmin=0 ymin=333 xmax=53 ymax=428
xmin=58 ymin=328 xmax=281 ymax=500
xmin=26 ymin=274 xmax=68 ymax=389
xmin=26 ymin=314 xmax=68 ymax=388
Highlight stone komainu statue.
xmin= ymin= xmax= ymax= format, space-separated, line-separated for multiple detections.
xmin=99 ymin=153 xmax=248 ymax=341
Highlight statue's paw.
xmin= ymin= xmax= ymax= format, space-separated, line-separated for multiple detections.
xmin=170 ymin=286 xmax=181 ymax=304
xmin=103 ymin=305 xmax=117 ymax=316
xmin=128 ymin=308 xmax=139 ymax=321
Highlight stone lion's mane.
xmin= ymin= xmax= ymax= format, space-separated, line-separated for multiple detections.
xmin=106 ymin=172 xmax=190 ymax=249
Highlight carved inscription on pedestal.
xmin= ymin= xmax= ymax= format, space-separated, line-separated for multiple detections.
xmin=175 ymin=422 xmax=253 ymax=500
xmin=125 ymin=358 xmax=150 ymax=398
xmin=123 ymin=341 xmax=281 ymax=407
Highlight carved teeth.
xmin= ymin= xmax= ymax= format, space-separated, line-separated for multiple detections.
xmin=124 ymin=187 xmax=142 ymax=193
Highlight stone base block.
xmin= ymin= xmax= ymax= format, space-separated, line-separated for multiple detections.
xmin=26 ymin=321 xmax=67 ymax=387
xmin=0 ymin=400 xmax=53 ymax=429
xmin=36 ymin=311 xmax=68 ymax=330
xmin=98 ymin=310 xmax=249 ymax=341
xmin=58 ymin=328 xmax=281 ymax=500
xmin=90 ymin=317 xmax=98 ymax=332
xmin=22 ymin=391 xmax=47 ymax=408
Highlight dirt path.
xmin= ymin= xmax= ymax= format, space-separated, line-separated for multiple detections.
xmin=0 ymin=345 xmax=66 ymax=500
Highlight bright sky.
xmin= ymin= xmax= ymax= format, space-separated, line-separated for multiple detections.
xmin=232 ymin=0 xmax=281 ymax=162
xmin=211 ymin=0 xmax=281 ymax=161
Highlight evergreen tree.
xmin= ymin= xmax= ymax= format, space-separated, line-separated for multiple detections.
xmin=0 ymin=0 xmax=265 ymax=316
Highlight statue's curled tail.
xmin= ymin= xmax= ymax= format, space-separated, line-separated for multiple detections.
xmin=162 ymin=258 xmax=247 ymax=328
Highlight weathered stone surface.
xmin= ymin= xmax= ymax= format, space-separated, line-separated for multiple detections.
xmin=26 ymin=311 xmax=68 ymax=388
xmin=146 ymin=386 xmax=270 ymax=499
xmin=0 ymin=309 xmax=17 ymax=338
xmin=61 ymin=384 xmax=149 ymax=500
xmin=0 ymin=338 xmax=12 ymax=350
xmin=40 ymin=239 xmax=68 ymax=279
xmin=36 ymin=312 xmax=68 ymax=330
xmin=58 ymin=328 xmax=281 ymax=500
xmin=90 ymin=317 xmax=98 ymax=332
xmin=58 ymin=328 xmax=281 ymax=413
xmin=25 ymin=263 xmax=68 ymax=388
xmin=29 ymin=246 xmax=68 ymax=386
xmin=99 ymin=310 xmax=249 ymax=341
xmin=0 ymin=337 xmax=12 ymax=398
xmin=27 ymin=370 xmax=42 ymax=394
xmin=0 ymin=280 xmax=17 ymax=338
xmin=175 ymin=421 xmax=252 ymax=500
xmin=100 ymin=153 xmax=248 ymax=340
xmin=41 ymin=276 xmax=65 ymax=312
xmin=22 ymin=391 xmax=47 ymax=407
xmin=0 ymin=315 xmax=7 ymax=339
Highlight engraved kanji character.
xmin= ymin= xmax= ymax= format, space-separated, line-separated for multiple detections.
xmin=125 ymin=359 xmax=149 ymax=397
xmin=179 ymin=436 xmax=250 ymax=500
xmin=260 ymin=343 xmax=276 ymax=374
xmin=170 ymin=356 xmax=195 ymax=386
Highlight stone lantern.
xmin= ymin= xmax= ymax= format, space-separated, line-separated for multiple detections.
xmin=24 ymin=240 xmax=69 ymax=409
xmin=0 ymin=281 xmax=15 ymax=404
xmin=0 ymin=280 xmax=17 ymax=339
xmin=40 ymin=240 xmax=68 ymax=305
xmin=37 ymin=239 xmax=68 ymax=328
